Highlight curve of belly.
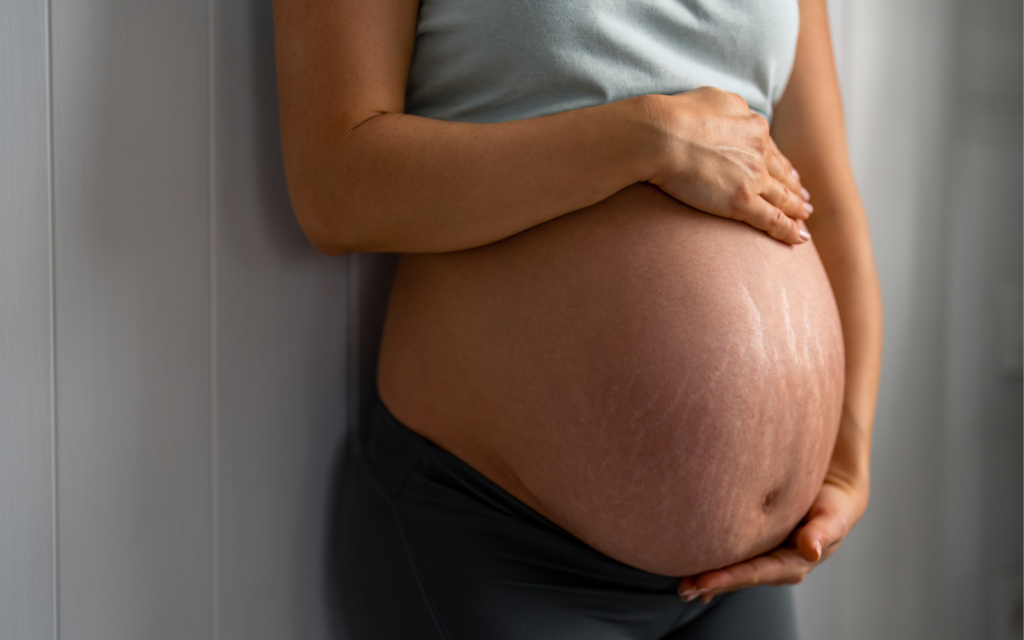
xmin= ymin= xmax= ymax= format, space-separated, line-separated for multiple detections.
xmin=377 ymin=183 xmax=845 ymax=577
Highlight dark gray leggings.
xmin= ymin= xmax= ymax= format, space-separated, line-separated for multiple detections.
xmin=336 ymin=399 xmax=799 ymax=640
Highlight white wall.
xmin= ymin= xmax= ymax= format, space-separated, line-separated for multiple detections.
xmin=2 ymin=1 xmax=392 ymax=638
xmin=1 ymin=1 xmax=1020 ymax=639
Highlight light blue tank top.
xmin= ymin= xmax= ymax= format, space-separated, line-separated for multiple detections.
xmin=405 ymin=0 xmax=799 ymax=124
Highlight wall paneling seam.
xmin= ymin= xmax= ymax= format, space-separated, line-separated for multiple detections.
xmin=207 ymin=0 xmax=220 ymax=638
xmin=46 ymin=0 xmax=59 ymax=637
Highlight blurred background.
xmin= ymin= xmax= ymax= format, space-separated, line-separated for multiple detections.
xmin=1 ymin=0 xmax=1020 ymax=638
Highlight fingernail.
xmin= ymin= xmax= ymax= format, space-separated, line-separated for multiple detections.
xmin=800 ymin=187 xmax=811 ymax=201
xmin=803 ymin=202 xmax=814 ymax=214
xmin=791 ymin=167 xmax=800 ymax=179
xmin=799 ymin=229 xmax=811 ymax=241
xmin=812 ymin=540 xmax=822 ymax=561
xmin=681 ymin=588 xmax=711 ymax=603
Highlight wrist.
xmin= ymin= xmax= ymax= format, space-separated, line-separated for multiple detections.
xmin=828 ymin=404 xmax=873 ymax=482
xmin=626 ymin=93 xmax=678 ymax=184
xmin=825 ymin=456 xmax=871 ymax=516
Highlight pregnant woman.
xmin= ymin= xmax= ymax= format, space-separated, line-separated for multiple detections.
xmin=274 ymin=0 xmax=882 ymax=637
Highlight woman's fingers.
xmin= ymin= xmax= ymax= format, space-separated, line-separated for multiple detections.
xmin=796 ymin=516 xmax=840 ymax=563
xmin=680 ymin=549 xmax=812 ymax=604
xmin=678 ymin=547 xmax=818 ymax=604
xmin=739 ymin=197 xmax=810 ymax=245
xmin=705 ymin=549 xmax=804 ymax=590
xmin=795 ymin=486 xmax=854 ymax=562
xmin=744 ymin=146 xmax=813 ymax=244
xmin=760 ymin=178 xmax=812 ymax=221
xmin=764 ymin=148 xmax=812 ymax=218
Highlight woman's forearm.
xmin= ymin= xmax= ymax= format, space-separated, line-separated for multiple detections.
xmin=284 ymin=98 xmax=661 ymax=255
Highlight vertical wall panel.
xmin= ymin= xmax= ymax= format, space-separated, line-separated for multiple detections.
xmin=51 ymin=1 xmax=213 ymax=638
xmin=211 ymin=1 xmax=355 ymax=638
xmin=0 ymin=1 xmax=56 ymax=639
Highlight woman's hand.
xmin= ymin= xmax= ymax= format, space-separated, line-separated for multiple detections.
xmin=676 ymin=471 xmax=869 ymax=604
xmin=646 ymin=87 xmax=814 ymax=245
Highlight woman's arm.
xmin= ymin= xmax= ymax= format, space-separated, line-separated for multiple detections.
xmin=273 ymin=0 xmax=812 ymax=254
xmin=678 ymin=0 xmax=883 ymax=601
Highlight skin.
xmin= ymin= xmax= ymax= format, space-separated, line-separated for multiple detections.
xmin=274 ymin=0 xmax=881 ymax=600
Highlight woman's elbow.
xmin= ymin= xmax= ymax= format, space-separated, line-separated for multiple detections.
xmin=288 ymin=185 xmax=362 ymax=256
xmin=305 ymin=228 xmax=353 ymax=256
xmin=280 ymin=142 xmax=364 ymax=255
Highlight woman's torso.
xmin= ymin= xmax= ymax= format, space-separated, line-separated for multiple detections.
xmin=378 ymin=0 xmax=845 ymax=577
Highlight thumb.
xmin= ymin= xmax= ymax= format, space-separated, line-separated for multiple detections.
xmin=796 ymin=526 xmax=823 ymax=563
xmin=796 ymin=511 xmax=846 ymax=563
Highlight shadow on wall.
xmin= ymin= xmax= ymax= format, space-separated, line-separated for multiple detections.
xmin=221 ymin=0 xmax=310 ymax=265
xmin=323 ymin=252 xmax=397 ymax=640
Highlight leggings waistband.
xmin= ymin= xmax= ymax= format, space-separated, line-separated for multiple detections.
xmin=364 ymin=398 xmax=587 ymax=545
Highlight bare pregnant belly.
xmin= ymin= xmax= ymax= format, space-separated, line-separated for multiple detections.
xmin=377 ymin=183 xmax=845 ymax=577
